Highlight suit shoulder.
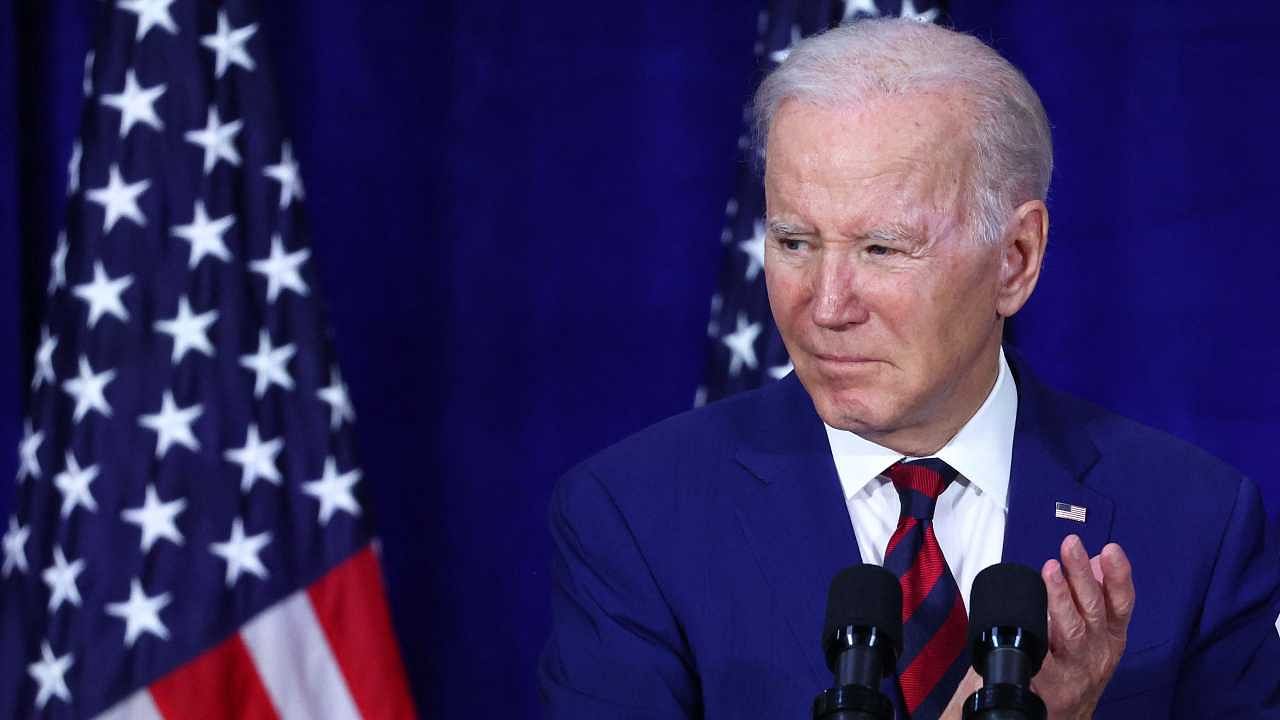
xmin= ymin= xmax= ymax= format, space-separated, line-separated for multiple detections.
xmin=582 ymin=383 xmax=768 ymax=475
xmin=556 ymin=382 xmax=778 ymax=505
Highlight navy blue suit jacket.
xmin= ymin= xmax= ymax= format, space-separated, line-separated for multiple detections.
xmin=540 ymin=360 xmax=1280 ymax=718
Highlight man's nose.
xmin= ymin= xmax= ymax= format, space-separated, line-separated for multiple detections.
xmin=811 ymin=252 xmax=870 ymax=329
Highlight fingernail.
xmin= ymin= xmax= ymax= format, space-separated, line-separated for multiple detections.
xmin=1045 ymin=560 xmax=1063 ymax=584
xmin=1068 ymin=535 xmax=1086 ymax=557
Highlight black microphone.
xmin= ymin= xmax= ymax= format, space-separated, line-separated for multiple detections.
xmin=963 ymin=563 xmax=1049 ymax=720
xmin=811 ymin=564 xmax=902 ymax=720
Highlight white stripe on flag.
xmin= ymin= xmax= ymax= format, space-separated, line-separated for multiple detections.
xmin=240 ymin=589 xmax=362 ymax=720
xmin=91 ymin=688 xmax=165 ymax=720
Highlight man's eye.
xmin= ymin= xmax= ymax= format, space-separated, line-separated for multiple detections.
xmin=780 ymin=238 xmax=805 ymax=251
xmin=866 ymin=244 xmax=895 ymax=256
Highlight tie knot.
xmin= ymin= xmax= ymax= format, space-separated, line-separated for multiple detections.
xmin=885 ymin=458 xmax=958 ymax=521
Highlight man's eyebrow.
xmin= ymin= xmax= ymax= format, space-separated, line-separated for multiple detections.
xmin=767 ymin=221 xmax=813 ymax=236
xmin=860 ymin=224 xmax=919 ymax=244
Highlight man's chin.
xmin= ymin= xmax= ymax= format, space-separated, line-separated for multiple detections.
xmin=809 ymin=392 xmax=894 ymax=436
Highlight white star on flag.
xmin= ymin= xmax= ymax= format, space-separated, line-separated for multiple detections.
xmin=769 ymin=24 xmax=803 ymax=64
xmin=66 ymin=140 xmax=82 ymax=195
xmin=263 ymin=141 xmax=305 ymax=208
xmin=121 ymin=485 xmax=187 ymax=553
xmin=201 ymin=10 xmax=258 ymax=78
xmin=99 ymin=68 xmax=166 ymax=138
xmin=900 ymin=0 xmax=940 ymax=23
xmin=842 ymin=0 xmax=880 ymax=21
xmin=303 ymin=458 xmax=362 ymax=525
xmin=72 ymin=260 xmax=134 ymax=328
xmin=116 ymin=0 xmax=178 ymax=41
xmin=41 ymin=547 xmax=86 ymax=613
xmin=249 ymin=234 xmax=310 ymax=302
xmin=85 ymin=163 xmax=150 ymax=233
xmin=53 ymin=451 xmax=100 ymax=519
xmin=154 ymin=296 xmax=218 ymax=363
xmin=768 ymin=361 xmax=795 ymax=380
xmin=210 ymin=518 xmax=272 ymax=586
xmin=171 ymin=200 xmax=234 ymax=268
xmin=137 ymin=391 xmax=203 ymax=458
xmin=61 ymin=356 xmax=116 ymax=422
xmin=737 ymin=219 xmax=766 ymax=281
xmin=317 ymin=367 xmax=356 ymax=429
xmin=17 ymin=420 xmax=44 ymax=482
xmin=239 ymin=330 xmax=296 ymax=397
xmin=106 ymin=578 xmax=172 ymax=647
xmin=48 ymin=233 xmax=68 ymax=294
xmin=184 ymin=106 xmax=242 ymax=174
xmin=721 ymin=313 xmax=763 ymax=376
xmin=223 ymin=424 xmax=283 ymax=493
xmin=2 ymin=517 xmax=30 ymax=577
xmin=32 ymin=327 xmax=58 ymax=389
xmin=27 ymin=642 xmax=73 ymax=710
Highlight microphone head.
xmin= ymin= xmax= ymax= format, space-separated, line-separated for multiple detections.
xmin=968 ymin=563 xmax=1049 ymax=673
xmin=822 ymin=564 xmax=903 ymax=672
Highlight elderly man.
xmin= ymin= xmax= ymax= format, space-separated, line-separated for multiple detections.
xmin=540 ymin=19 xmax=1280 ymax=719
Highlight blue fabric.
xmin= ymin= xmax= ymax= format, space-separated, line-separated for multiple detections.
xmin=540 ymin=356 xmax=1280 ymax=718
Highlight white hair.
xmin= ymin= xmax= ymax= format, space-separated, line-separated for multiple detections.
xmin=753 ymin=19 xmax=1053 ymax=246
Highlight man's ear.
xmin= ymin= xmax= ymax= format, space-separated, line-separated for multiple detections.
xmin=996 ymin=199 xmax=1048 ymax=318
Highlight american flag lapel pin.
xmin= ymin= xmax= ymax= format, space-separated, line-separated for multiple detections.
xmin=1055 ymin=502 xmax=1087 ymax=523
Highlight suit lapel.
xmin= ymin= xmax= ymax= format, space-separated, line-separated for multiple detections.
xmin=1002 ymin=355 xmax=1116 ymax=569
xmin=732 ymin=375 xmax=862 ymax=685
xmin=728 ymin=356 xmax=1119 ymax=685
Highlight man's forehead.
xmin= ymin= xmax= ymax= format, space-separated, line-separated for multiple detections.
xmin=763 ymin=94 xmax=972 ymax=222
xmin=765 ymin=92 xmax=972 ymax=166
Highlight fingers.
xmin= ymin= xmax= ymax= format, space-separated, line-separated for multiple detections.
xmin=1059 ymin=535 xmax=1107 ymax=626
xmin=1033 ymin=539 xmax=1134 ymax=718
xmin=1043 ymin=557 xmax=1086 ymax=652
xmin=1099 ymin=543 xmax=1135 ymax=638
xmin=1043 ymin=537 xmax=1136 ymax=659
xmin=1089 ymin=554 xmax=1104 ymax=584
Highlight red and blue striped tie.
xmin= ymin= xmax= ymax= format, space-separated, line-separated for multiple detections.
xmin=882 ymin=458 xmax=970 ymax=718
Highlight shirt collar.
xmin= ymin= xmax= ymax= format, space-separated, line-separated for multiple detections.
xmin=824 ymin=348 xmax=1018 ymax=511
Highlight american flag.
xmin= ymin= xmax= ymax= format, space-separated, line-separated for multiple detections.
xmin=0 ymin=2 xmax=415 ymax=718
xmin=1054 ymin=502 xmax=1088 ymax=523
xmin=699 ymin=0 xmax=946 ymax=405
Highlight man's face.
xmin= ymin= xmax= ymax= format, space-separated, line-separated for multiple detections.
xmin=763 ymin=93 xmax=1006 ymax=453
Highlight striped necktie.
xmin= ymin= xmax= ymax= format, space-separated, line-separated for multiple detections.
xmin=882 ymin=458 xmax=970 ymax=718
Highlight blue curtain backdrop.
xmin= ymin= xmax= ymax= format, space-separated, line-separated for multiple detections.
xmin=1 ymin=1 xmax=1277 ymax=717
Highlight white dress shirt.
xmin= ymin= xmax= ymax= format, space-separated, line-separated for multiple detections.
xmin=824 ymin=349 xmax=1018 ymax=610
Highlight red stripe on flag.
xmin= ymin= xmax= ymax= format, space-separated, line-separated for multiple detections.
xmin=900 ymin=593 xmax=968 ymax=714
xmin=307 ymin=545 xmax=417 ymax=719
xmin=149 ymin=634 xmax=279 ymax=720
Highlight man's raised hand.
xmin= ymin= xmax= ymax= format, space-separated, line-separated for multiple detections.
xmin=1032 ymin=535 xmax=1135 ymax=719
